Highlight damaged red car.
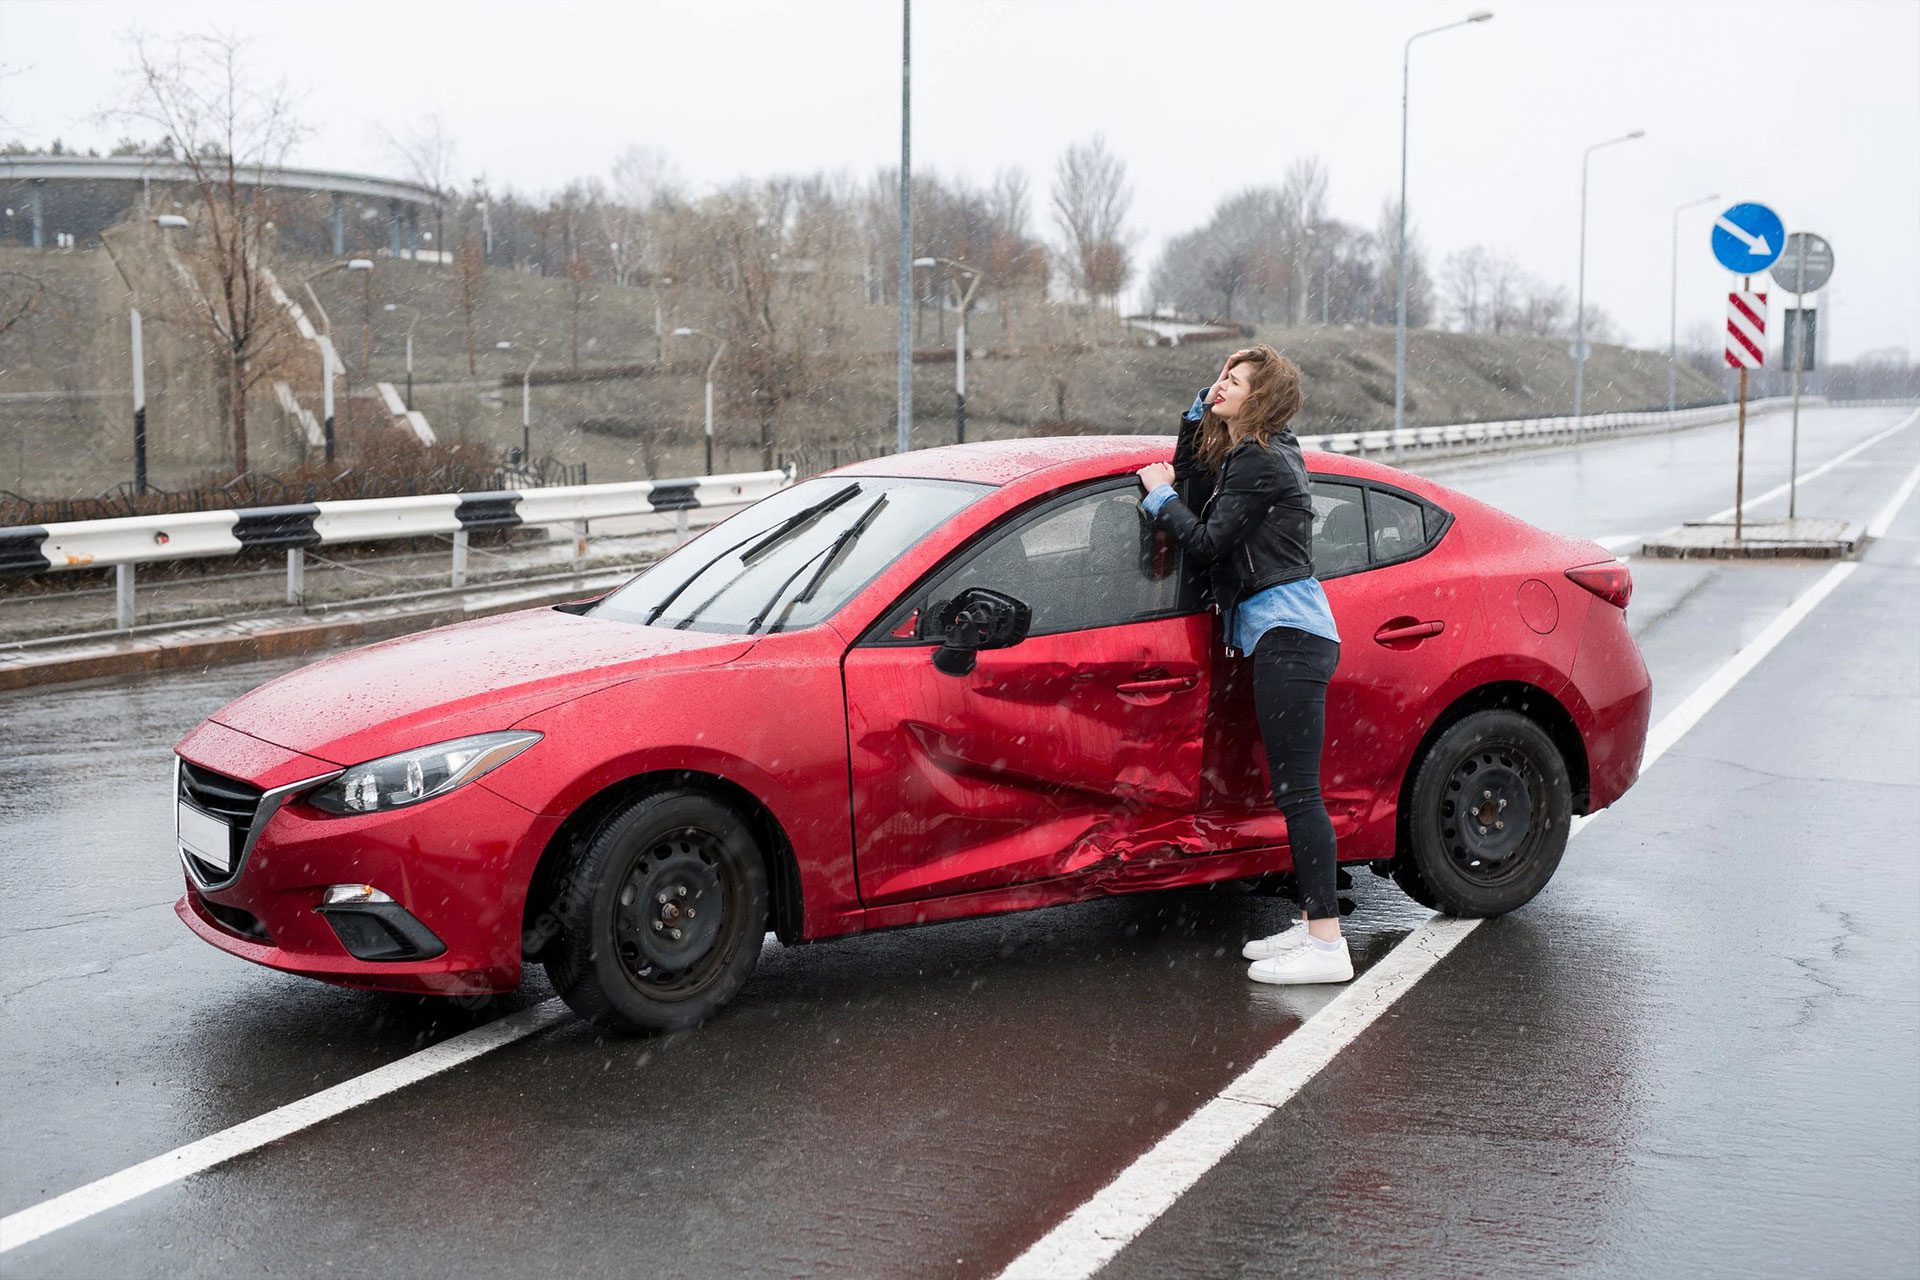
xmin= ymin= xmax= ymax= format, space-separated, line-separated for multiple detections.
xmin=174 ymin=436 xmax=1651 ymax=1031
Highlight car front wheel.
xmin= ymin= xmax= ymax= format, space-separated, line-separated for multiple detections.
xmin=1392 ymin=710 xmax=1572 ymax=917
xmin=547 ymin=789 xmax=769 ymax=1033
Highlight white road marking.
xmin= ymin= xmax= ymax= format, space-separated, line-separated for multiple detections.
xmin=0 ymin=999 xmax=570 ymax=1255
xmin=1691 ymin=406 xmax=1918 ymax=528
xmin=1866 ymin=459 xmax=1920 ymax=539
xmin=997 ymin=474 xmax=1913 ymax=1279
xmin=6 ymin=411 xmax=1916 ymax=1264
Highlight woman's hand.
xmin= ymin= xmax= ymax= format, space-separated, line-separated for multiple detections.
xmin=1137 ymin=462 xmax=1175 ymax=491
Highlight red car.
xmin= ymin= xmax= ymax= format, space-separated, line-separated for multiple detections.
xmin=174 ymin=436 xmax=1650 ymax=1031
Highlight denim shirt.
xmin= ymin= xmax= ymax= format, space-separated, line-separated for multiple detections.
xmin=1143 ymin=395 xmax=1342 ymax=655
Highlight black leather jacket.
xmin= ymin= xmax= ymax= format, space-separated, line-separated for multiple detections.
xmin=1146 ymin=406 xmax=1317 ymax=612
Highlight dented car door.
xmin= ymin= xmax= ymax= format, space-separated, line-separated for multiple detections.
xmin=842 ymin=481 xmax=1212 ymax=907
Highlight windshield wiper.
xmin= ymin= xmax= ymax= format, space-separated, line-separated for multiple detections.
xmin=641 ymin=483 xmax=860 ymax=625
xmin=758 ymin=493 xmax=891 ymax=633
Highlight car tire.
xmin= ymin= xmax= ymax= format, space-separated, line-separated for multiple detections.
xmin=1392 ymin=710 xmax=1571 ymax=918
xmin=546 ymin=790 xmax=769 ymax=1033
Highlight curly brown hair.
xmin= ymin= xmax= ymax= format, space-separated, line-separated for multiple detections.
xmin=1195 ymin=343 xmax=1303 ymax=471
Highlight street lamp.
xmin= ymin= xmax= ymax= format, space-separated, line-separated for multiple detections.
xmin=1668 ymin=192 xmax=1718 ymax=413
xmin=299 ymin=258 xmax=372 ymax=462
xmin=673 ymin=327 xmax=728 ymax=474
xmin=1394 ymin=9 xmax=1492 ymax=461
xmin=913 ymin=257 xmax=986 ymax=444
xmin=356 ymin=257 xmax=376 ymax=386
xmin=495 ymin=342 xmax=541 ymax=462
xmin=1573 ymin=129 xmax=1646 ymax=427
xmin=98 ymin=214 xmax=189 ymax=491
xmin=383 ymin=302 xmax=419 ymax=410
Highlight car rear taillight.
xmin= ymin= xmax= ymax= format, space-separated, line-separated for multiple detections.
xmin=1566 ymin=560 xmax=1633 ymax=609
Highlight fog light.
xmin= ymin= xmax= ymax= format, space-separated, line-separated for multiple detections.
xmin=322 ymin=883 xmax=393 ymax=905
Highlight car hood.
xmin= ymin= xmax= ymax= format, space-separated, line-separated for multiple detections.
xmin=208 ymin=606 xmax=755 ymax=764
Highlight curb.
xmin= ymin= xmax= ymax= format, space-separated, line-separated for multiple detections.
xmin=0 ymin=578 xmax=617 ymax=695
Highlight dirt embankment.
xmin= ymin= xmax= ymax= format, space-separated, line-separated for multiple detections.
xmin=1 ymin=248 xmax=1723 ymax=495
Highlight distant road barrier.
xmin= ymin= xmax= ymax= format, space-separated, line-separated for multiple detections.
xmin=0 ymin=395 xmax=1824 ymax=633
xmin=1299 ymin=395 xmax=1802 ymax=455
xmin=0 ymin=467 xmax=792 ymax=630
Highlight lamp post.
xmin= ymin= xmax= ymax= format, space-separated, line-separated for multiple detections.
xmin=895 ymin=0 xmax=913 ymax=456
xmin=673 ymin=327 xmax=728 ymax=474
xmin=1668 ymin=192 xmax=1718 ymax=413
xmin=1394 ymin=10 xmax=1492 ymax=461
xmin=383 ymin=302 xmax=419 ymax=410
xmin=98 ymin=214 xmax=188 ymax=492
xmin=912 ymin=257 xmax=985 ymax=444
xmin=300 ymin=258 xmax=373 ymax=462
xmin=1572 ymin=128 xmax=1645 ymax=429
xmin=358 ymin=258 xmax=375 ymax=386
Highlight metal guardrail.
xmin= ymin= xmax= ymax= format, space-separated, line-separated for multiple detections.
xmin=1296 ymin=396 xmax=1800 ymax=455
xmin=0 ymin=466 xmax=793 ymax=630
xmin=0 ymin=396 xmax=1815 ymax=633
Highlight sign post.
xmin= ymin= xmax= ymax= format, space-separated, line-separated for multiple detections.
xmin=1770 ymin=232 xmax=1835 ymax=518
xmin=1712 ymin=202 xmax=1785 ymax=542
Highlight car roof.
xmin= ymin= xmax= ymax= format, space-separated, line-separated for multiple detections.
xmin=822 ymin=433 xmax=1432 ymax=497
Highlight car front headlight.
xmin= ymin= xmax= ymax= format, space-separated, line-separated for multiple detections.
xmin=304 ymin=731 xmax=542 ymax=816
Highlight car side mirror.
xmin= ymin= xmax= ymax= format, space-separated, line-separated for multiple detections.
xmin=930 ymin=587 xmax=1031 ymax=676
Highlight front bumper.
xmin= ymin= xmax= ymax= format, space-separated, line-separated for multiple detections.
xmin=175 ymin=720 xmax=561 ymax=996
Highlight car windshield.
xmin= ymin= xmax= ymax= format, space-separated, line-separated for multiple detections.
xmin=590 ymin=476 xmax=988 ymax=633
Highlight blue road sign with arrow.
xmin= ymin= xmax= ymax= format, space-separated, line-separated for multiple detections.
xmin=1712 ymin=201 xmax=1785 ymax=275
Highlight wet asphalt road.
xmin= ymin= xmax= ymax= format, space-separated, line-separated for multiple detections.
xmin=2 ymin=404 xmax=1916 ymax=1277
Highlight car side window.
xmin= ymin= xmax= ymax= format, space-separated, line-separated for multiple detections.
xmin=1310 ymin=482 xmax=1369 ymax=578
xmin=1367 ymin=490 xmax=1427 ymax=563
xmin=914 ymin=485 xmax=1184 ymax=639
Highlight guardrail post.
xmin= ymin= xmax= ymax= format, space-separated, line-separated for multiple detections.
xmin=115 ymin=563 xmax=135 ymax=630
xmin=286 ymin=548 xmax=305 ymax=606
xmin=572 ymin=519 xmax=589 ymax=563
xmin=675 ymin=509 xmax=689 ymax=544
xmin=451 ymin=529 xmax=469 ymax=589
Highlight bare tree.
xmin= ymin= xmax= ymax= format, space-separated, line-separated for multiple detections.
xmin=1374 ymin=197 xmax=1433 ymax=328
xmin=1050 ymin=134 xmax=1133 ymax=308
xmin=118 ymin=30 xmax=304 ymax=476
xmin=454 ymin=231 xmax=487 ymax=375
xmin=672 ymin=177 xmax=857 ymax=468
xmin=1278 ymin=157 xmax=1329 ymax=324
xmin=383 ymin=114 xmax=455 ymax=254
xmin=565 ymin=253 xmax=593 ymax=372
xmin=384 ymin=114 xmax=456 ymax=196
xmin=1441 ymin=245 xmax=1490 ymax=331
xmin=598 ymin=144 xmax=681 ymax=287
xmin=0 ymin=270 xmax=46 ymax=336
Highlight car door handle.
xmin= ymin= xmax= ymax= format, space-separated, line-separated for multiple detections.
xmin=1115 ymin=674 xmax=1199 ymax=694
xmin=1374 ymin=619 xmax=1445 ymax=644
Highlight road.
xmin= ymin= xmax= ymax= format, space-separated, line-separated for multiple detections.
xmin=2 ymin=402 xmax=1915 ymax=1278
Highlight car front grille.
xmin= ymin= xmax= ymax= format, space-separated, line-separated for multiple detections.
xmin=178 ymin=760 xmax=265 ymax=883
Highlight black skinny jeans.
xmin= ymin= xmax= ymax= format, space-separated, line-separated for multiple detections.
xmin=1250 ymin=626 xmax=1342 ymax=920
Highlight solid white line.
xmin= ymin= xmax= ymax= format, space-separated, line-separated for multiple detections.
xmin=0 ymin=998 xmax=570 ymax=1255
xmin=10 ymin=429 xmax=1916 ymax=1263
xmin=1695 ymin=405 xmax=1919 ymax=526
xmin=1866 ymin=459 xmax=1920 ymax=539
xmin=997 ymin=514 xmax=1907 ymax=1278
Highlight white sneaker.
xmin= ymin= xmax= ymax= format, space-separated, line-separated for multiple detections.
xmin=1247 ymin=938 xmax=1354 ymax=985
xmin=1241 ymin=927 xmax=1310 ymax=961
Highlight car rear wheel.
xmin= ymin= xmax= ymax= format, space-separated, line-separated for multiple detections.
xmin=547 ymin=790 xmax=768 ymax=1033
xmin=1393 ymin=710 xmax=1571 ymax=917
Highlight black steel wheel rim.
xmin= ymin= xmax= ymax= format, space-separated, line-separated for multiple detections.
xmin=611 ymin=826 xmax=736 ymax=998
xmin=1435 ymin=740 xmax=1543 ymax=886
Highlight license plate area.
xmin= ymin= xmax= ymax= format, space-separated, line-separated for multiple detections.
xmin=178 ymin=802 xmax=234 ymax=876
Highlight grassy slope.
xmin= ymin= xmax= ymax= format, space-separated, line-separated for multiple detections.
xmin=1 ymin=249 xmax=1723 ymax=494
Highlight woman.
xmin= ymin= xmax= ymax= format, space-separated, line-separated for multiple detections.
xmin=1136 ymin=344 xmax=1350 ymax=985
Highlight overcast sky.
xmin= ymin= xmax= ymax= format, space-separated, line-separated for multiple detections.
xmin=3 ymin=0 xmax=1915 ymax=360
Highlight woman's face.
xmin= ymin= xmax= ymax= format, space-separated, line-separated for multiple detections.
xmin=1209 ymin=359 xmax=1255 ymax=423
